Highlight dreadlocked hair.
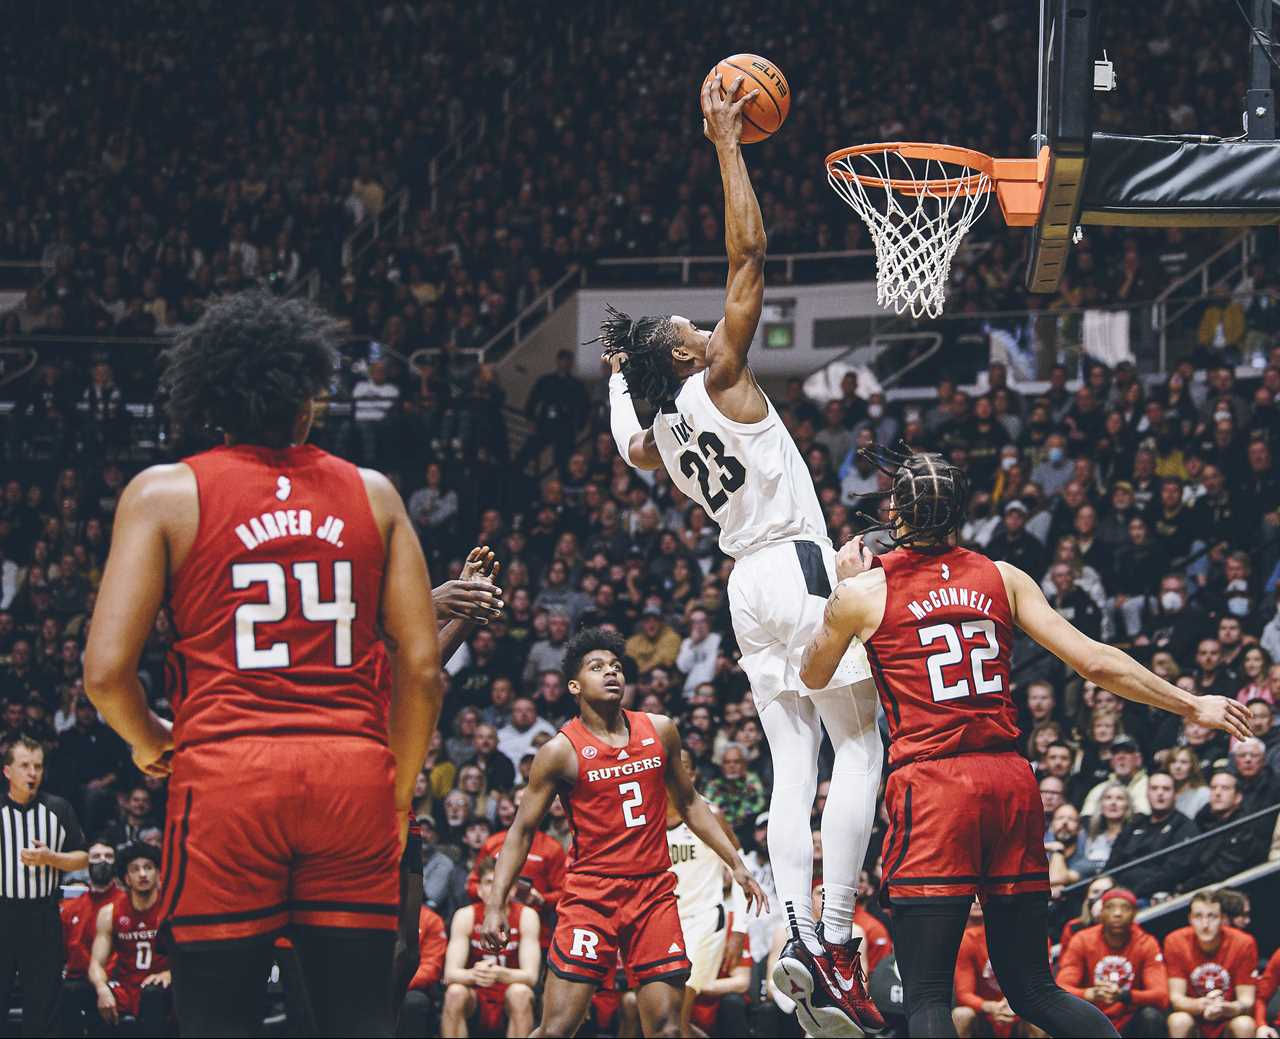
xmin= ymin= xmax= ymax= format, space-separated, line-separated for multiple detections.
xmin=161 ymin=290 xmax=339 ymax=446
xmin=857 ymin=443 xmax=970 ymax=547
xmin=588 ymin=304 xmax=684 ymax=408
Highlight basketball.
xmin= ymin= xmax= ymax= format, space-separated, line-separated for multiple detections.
xmin=702 ymin=53 xmax=790 ymax=144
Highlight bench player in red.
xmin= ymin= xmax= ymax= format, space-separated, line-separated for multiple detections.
xmin=482 ymin=627 xmax=769 ymax=1037
xmin=800 ymin=445 xmax=1251 ymax=1038
xmin=83 ymin=292 xmax=444 ymax=1036
xmin=88 ymin=844 xmax=171 ymax=1034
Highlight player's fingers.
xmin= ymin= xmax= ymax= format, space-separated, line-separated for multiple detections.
xmin=730 ymin=88 xmax=760 ymax=114
xmin=726 ymin=74 xmax=745 ymax=101
xmin=488 ymin=561 xmax=502 ymax=581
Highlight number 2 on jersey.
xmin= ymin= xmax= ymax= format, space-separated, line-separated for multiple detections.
xmin=918 ymin=620 xmax=1002 ymax=702
xmin=679 ymin=432 xmax=745 ymax=512
xmin=232 ymin=561 xmax=355 ymax=670
xmin=619 ymin=781 xmax=647 ymax=828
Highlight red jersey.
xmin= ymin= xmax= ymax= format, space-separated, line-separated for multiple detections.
xmin=1058 ymin=923 xmax=1168 ymax=1029
xmin=1257 ymin=948 xmax=1280 ymax=1026
xmin=109 ymin=892 xmax=167 ymax=989
xmin=409 ymin=905 xmax=448 ymax=992
xmin=865 ymin=545 xmax=1021 ymax=766
xmin=559 ymin=711 xmax=670 ymax=876
xmin=167 ymin=444 xmax=387 ymax=750
xmin=467 ymin=901 xmax=525 ymax=973
xmin=60 ymin=888 xmax=117 ymax=979
xmin=1163 ymin=925 xmax=1258 ymax=1002
xmin=954 ymin=924 xmax=1005 ymax=1010
xmin=467 ymin=829 xmax=565 ymax=948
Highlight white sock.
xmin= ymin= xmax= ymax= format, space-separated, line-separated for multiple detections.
xmin=821 ymin=883 xmax=858 ymax=945
xmin=785 ymin=896 xmax=823 ymax=954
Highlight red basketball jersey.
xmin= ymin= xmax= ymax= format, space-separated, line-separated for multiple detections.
xmin=559 ymin=711 xmax=671 ymax=876
xmin=109 ymin=892 xmax=167 ymax=989
xmin=60 ymin=888 xmax=117 ymax=980
xmin=468 ymin=901 xmax=524 ymax=971
xmin=865 ymin=545 xmax=1021 ymax=766
xmin=167 ymin=444 xmax=387 ymax=749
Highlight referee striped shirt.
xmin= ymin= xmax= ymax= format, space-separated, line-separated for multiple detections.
xmin=1 ymin=792 xmax=85 ymax=900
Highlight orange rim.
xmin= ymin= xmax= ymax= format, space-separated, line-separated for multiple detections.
xmin=826 ymin=142 xmax=996 ymax=198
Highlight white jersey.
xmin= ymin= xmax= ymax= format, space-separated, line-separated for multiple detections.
xmin=652 ymin=371 xmax=828 ymax=559
xmin=667 ymin=820 xmax=726 ymax=921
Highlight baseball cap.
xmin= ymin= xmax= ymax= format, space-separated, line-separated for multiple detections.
xmin=1003 ymin=500 xmax=1028 ymax=515
xmin=1100 ymin=887 xmax=1137 ymax=907
xmin=754 ymin=811 xmax=770 ymax=828
xmin=1111 ymin=736 xmax=1140 ymax=754
xmin=642 ymin=605 xmax=663 ymax=618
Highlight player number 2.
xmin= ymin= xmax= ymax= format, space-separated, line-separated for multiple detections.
xmin=232 ymin=561 xmax=356 ymax=669
xmin=678 ymin=432 xmax=746 ymax=512
xmin=619 ymin=781 xmax=647 ymax=829
xmin=918 ymin=620 xmax=1002 ymax=702
xmin=136 ymin=940 xmax=152 ymax=971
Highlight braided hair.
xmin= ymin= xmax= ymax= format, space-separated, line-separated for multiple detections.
xmin=161 ymin=290 xmax=339 ymax=447
xmin=859 ymin=444 xmax=969 ymax=547
xmin=590 ymin=304 xmax=684 ymax=408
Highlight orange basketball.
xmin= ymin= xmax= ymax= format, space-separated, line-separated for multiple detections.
xmin=702 ymin=53 xmax=790 ymax=144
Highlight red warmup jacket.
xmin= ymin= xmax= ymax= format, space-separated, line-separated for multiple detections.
xmin=1058 ymin=923 xmax=1168 ymax=1031
xmin=408 ymin=906 xmax=448 ymax=992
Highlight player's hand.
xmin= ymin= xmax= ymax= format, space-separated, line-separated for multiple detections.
xmin=991 ymin=999 xmax=1017 ymax=1024
xmin=142 ymin=971 xmax=172 ymax=989
xmin=20 ymin=839 xmax=53 ymax=868
xmin=701 ymin=72 xmax=759 ymax=147
xmin=734 ymin=865 xmax=770 ymax=916
xmin=1256 ymin=1025 xmax=1279 ymax=1038
xmin=460 ymin=545 xmax=499 ymax=582
xmin=473 ymin=960 xmax=501 ymax=987
xmin=1188 ymin=694 xmax=1252 ymax=743
xmin=1202 ymin=993 xmax=1226 ymax=1021
xmin=603 ymin=350 xmax=628 ymax=374
xmin=1095 ymin=981 xmax=1120 ymax=1004
xmin=433 ymin=579 xmax=504 ymax=624
xmin=481 ymin=904 xmax=510 ymax=953
xmin=96 ymin=985 xmax=118 ymax=1024
xmin=835 ymin=535 xmax=874 ymax=580
xmin=133 ymin=712 xmax=174 ymax=778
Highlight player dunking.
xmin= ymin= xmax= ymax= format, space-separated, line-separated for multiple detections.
xmin=84 ymin=292 xmax=444 ymax=1037
xmin=482 ymin=628 xmax=768 ymax=1037
xmin=800 ymin=446 xmax=1252 ymax=1038
xmin=599 ymin=71 xmax=883 ymax=1035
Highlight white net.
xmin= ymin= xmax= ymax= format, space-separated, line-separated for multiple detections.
xmin=827 ymin=149 xmax=991 ymax=320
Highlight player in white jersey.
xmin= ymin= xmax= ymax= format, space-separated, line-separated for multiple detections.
xmin=666 ymin=749 xmax=747 ymax=1036
xmin=597 ymin=72 xmax=883 ymax=1035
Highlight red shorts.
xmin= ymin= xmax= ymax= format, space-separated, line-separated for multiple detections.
xmin=473 ymin=985 xmax=508 ymax=1033
xmin=161 ymin=736 xmax=400 ymax=945
xmin=547 ymin=870 xmax=690 ymax=988
xmin=978 ymin=1009 xmax=1019 ymax=1038
xmin=108 ymin=980 xmax=142 ymax=1019
xmin=881 ymin=751 xmax=1049 ymax=904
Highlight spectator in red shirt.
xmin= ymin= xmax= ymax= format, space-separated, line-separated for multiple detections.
xmin=1164 ymin=890 xmax=1259 ymax=1039
xmin=399 ymin=905 xmax=448 ymax=1036
xmin=1057 ymin=888 xmax=1168 ymax=1036
xmin=58 ymin=841 xmax=119 ymax=1035
xmin=1256 ymin=945 xmax=1280 ymax=1038
xmin=854 ymin=903 xmax=892 ymax=975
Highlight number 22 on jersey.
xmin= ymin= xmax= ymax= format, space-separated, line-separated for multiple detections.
xmin=918 ymin=620 xmax=1002 ymax=703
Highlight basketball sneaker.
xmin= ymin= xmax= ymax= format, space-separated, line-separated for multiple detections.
xmin=772 ymin=937 xmax=862 ymax=1036
xmin=818 ymin=925 xmax=886 ymax=1034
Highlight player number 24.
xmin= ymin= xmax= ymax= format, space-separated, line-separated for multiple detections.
xmin=918 ymin=620 xmax=1002 ymax=702
xmin=232 ymin=561 xmax=356 ymax=670
xmin=678 ymin=432 xmax=745 ymax=512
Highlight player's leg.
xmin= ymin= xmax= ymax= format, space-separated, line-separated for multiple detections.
xmin=503 ymin=983 xmax=535 ymax=1037
xmin=531 ymin=973 xmax=598 ymax=1038
xmin=136 ymin=983 xmax=172 ymax=1038
xmin=756 ymin=691 xmax=823 ymax=953
xmin=441 ymin=983 xmax=476 ymax=1037
xmin=633 ymin=980 xmax=682 ymax=1039
xmin=952 ymin=1004 xmax=978 ymax=1036
xmin=809 ymin=679 xmax=883 ymax=944
xmin=170 ymin=938 xmax=276 ymax=1037
xmin=1165 ymin=1010 xmax=1196 ymax=1038
xmin=1121 ymin=1007 xmax=1168 ymax=1038
xmin=291 ymin=926 xmax=397 ymax=1037
xmin=1227 ymin=1014 xmax=1258 ymax=1037
xmin=392 ymin=865 xmax=423 ymax=1011
xmin=981 ymin=894 xmax=1118 ymax=1038
xmin=617 ymin=989 xmax=641 ymax=1039
xmin=679 ymin=911 xmax=724 ymax=1037
xmin=892 ymin=898 xmax=971 ymax=1036
xmin=679 ymin=984 xmax=699 ymax=1037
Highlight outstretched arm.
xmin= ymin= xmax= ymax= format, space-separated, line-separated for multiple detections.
xmin=605 ymin=352 xmax=661 ymax=469
xmin=656 ymin=716 xmax=769 ymax=915
xmin=701 ymin=73 xmax=766 ymax=393
xmin=999 ymin=562 xmax=1251 ymax=740
xmin=800 ymin=566 xmax=884 ymax=690
xmin=482 ymin=737 xmax=567 ymax=950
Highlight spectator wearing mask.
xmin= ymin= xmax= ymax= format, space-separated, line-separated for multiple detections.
xmin=1081 ymin=737 xmax=1151 ymax=817
xmin=1058 ymin=888 xmax=1169 ymax=1037
xmin=1145 ymin=574 xmax=1213 ymax=670
xmin=1181 ymin=772 xmax=1268 ymax=891
xmin=1103 ymin=771 xmax=1198 ymax=899
xmin=676 ymin=608 xmax=721 ymax=697
xmin=58 ymin=841 xmax=119 ymax=1036
xmin=1031 ymin=433 xmax=1073 ymax=500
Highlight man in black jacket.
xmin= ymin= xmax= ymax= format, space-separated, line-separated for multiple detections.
xmin=1180 ymin=771 xmax=1267 ymax=892
xmin=985 ymin=500 xmax=1048 ymax=578
xmin=1104 ymin=772 xmax=1197 ymax=898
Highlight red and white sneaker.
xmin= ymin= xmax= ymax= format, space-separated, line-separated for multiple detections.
xmin=819 ymin=925 xmax=886 ymax=1035
xmin=772 ymin=937 xmax=861 ymax=1036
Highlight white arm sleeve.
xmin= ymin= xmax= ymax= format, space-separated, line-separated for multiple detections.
xmin=608 ymin=371 xmax=644 ymax=467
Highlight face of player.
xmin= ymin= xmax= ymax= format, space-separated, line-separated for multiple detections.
xmin=3 ymin=744 xmax=43 ymax=800
xmin=477 ymin=871 xmax=498 ymax=905
xmin=1189 ymin=899 xmax=1222 ymax=946
xmin=569 ymin=650 xmax=625 ymax=708
xmin=667 ymin=315 xmax=713 ymax=371
xmin=126 ymin=857 xmax=158 ymax=895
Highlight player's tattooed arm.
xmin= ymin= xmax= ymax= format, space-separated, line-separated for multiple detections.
xmin=482 ymin=736 xmax=572 ymax=952
xmin=655 ymin=716 xmax=770 ymax=916
xmin=801 ymin=569 xmax=884 ymax=689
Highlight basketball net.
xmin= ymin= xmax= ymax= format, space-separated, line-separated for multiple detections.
xmin=826 ymin=149 xmax=991 ymax=320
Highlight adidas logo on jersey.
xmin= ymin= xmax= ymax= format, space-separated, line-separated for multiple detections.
xmin=668 ymin=941 xmax=683 ymax=954
xmin=617 ymin=750 xmax=629 ymax=760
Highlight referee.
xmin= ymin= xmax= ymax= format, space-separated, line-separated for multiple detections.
xmin=1 ymin=735 xmax=88 ymax=1036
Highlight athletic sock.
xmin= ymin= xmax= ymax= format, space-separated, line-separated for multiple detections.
xmin=820 ymin=882 xmax=858 ymax=945
xmin=785 ymin=897 xmax=824 ymax=955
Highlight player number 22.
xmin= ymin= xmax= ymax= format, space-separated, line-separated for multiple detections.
xmin=232 ymin=561 xmax=356 ymax=669
xmin=619 ymin=781 xmax=647 ymax=829
xmin=918 ymin=620 xmax=1002 ymax=702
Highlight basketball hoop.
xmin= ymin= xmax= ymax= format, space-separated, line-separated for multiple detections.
xmin=826 ymin=143 xmax=1045 ymax=320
